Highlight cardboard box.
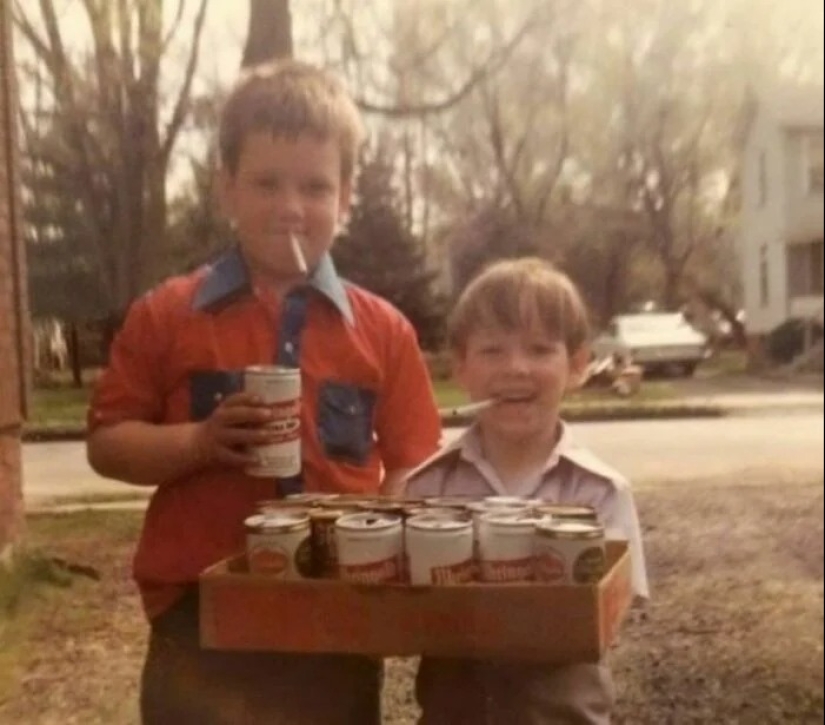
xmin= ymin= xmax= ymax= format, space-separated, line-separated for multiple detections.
xmin=200 ymin=541 xmax=632 ymax=663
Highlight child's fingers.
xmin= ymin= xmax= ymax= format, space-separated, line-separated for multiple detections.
xmin=215 ymin=402 xmax=273 ymax=428
xmin=218 ymin=426 xmax=280 ymax=448
xmin=215 ymin=446 xmax=257 ymax=468
xmin=218 ymin=391 xmax=268 ymax=409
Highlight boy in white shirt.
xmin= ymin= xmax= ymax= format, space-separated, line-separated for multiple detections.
xmin=404 ymin=257 xmax=648 ymax=724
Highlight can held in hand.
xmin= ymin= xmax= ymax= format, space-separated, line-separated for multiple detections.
xmin=405 ymin=513 xmax=474 ymax=585
xmin=534 ymin=520 xmax=606 ymax=584
xmin=244 ymin=365 xmax=301 ymax=478
xmin=335 ymin=512 xmax=404 ymax=583
xmin=477 ymin=512 xmax=539 ymax=582
xmin=245 ymin=511 xmax=313 ymax=578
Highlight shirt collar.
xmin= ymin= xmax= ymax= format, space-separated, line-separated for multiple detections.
xmin=418 ymin=420 xmax=620 ymax=490
xmin=456 ymin=422 xmax=568 ymax=474
xmin=192 ymin=246 xmax=354 ymax=325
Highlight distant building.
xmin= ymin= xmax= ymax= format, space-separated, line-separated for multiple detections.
xmin=738 ymin=86 xmax=824 ymax=362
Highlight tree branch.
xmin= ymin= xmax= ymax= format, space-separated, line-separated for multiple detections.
xmin=160 ymin=0 xmax=208 ymax=165
xmin=161 ymin=0 xmax=186 ymax=53
xmin=353 ymin=9 xmax=537 ymax=118
xmin=11 ymin=4 xmax=53 ymax=65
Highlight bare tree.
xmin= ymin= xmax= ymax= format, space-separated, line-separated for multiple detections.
xmin=14 ymin=0 xmax=209 ymax=331
xmin=593 ymin=0 xmax=740 ymax=309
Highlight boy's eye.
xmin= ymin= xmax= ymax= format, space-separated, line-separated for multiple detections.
xmin=530 ymin=342 xmax=559 ymax=356
xmin=303 ymin=179 xmax=333 ymax=195
xmin=478 ymin=345 xmax=504 ymax=356
xmin=255 ymin=176 xmax=279 ymax=190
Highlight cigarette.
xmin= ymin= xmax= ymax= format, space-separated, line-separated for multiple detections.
xmin=438 ymin=399 xmax=496 ymax=419
xmin=290 ymin=233 xmax=308 ymax=275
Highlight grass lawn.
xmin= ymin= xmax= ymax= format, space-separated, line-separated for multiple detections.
xmin=0 ymin=510 xmax=145 ymax=723
xmin=27 ymin=386 xmax=91 ymax=428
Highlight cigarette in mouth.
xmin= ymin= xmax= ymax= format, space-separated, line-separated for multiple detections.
xmin=290 ymin=233 xmax=308 ymax=275
xmin=438 ymin=398 xmax=496 ymax=419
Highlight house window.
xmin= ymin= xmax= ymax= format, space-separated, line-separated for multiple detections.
xmin=759 ymin=245 xmax=770 ymax=307
xmin=805 ymin=132 xmax=824 ymax=195
xmin=758 ymin=150 xmax=768 ymax=207
xmin=788 ymin=240 xmax=825 ymax=296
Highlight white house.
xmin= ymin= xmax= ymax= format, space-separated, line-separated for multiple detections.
xmin=739 ymin=86 xmax=824 ymax=356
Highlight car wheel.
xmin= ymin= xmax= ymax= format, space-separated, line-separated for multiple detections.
xmin=680 ymin=362 xmax=697 ymax=377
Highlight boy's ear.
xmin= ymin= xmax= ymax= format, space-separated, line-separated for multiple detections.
xmin=338 ymin=179 xmax=353 ymax=222
xmin=567 ymin=345 xmax=592 ymax=391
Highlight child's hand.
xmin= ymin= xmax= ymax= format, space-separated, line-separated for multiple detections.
xmin=191 ymin=392 xmax=277 ymax=469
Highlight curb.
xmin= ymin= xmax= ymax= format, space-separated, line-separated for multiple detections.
xmin=22 ymin=428 xmax=88 ymax=443
xmin=23 ymin=397 xmax=822 ymax=442
xmin=442 ymin=404 xmax=726 ymax=428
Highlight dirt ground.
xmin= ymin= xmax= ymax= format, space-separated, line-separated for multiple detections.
xmin=1 ymin=471 xmax=822 ymax=725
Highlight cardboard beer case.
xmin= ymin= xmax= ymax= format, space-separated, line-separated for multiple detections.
xmin=199 ymin=540 xmax=633 ymax=663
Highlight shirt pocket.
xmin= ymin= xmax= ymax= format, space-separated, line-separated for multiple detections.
xmin=317 ymin=381 xmax=376 ymax=466
xmin=189 ymin=370 xmax=244 ymax=421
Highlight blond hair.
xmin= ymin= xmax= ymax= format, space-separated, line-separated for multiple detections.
xmin=448 ymin=257 xmax=590 ymax=354
xmin=218 ymin=60 xmax=364 ymax=180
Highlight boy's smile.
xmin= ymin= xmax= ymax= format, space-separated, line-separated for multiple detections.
xmin=219 ymin=131 xmax=352 ymax=288
xmin=455 ymin=326 xmax=588 ymax=442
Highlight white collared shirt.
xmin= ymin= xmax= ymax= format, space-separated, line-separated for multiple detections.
xmin=404 ymin=423 xmax=650 ymax=599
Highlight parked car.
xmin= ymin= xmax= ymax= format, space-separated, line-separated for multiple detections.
xmin=591 ymin=312 xmax=710 ymax=377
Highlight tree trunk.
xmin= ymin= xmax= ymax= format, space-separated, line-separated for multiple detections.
xmin=242 ymin=0 xmax=293 ymax=67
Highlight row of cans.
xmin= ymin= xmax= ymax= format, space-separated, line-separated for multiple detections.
xmin=244 ymin=494 xmax=607 ymax=585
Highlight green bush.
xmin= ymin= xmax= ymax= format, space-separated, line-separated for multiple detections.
xmin=766 ymin=318 xmax=823 ymax=364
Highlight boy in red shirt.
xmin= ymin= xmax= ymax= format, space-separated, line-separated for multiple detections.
xmin=87 ymin=60 xmax=441 ymax=724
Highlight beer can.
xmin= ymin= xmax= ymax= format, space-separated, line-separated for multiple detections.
xmin=477 ymin=512 xmax=539 ymax=582
xmin=244 ymin=365 xmax=301 ymax=478
xmin=244 ymin=511 xmax=313 ymax=578
xmin=534 ymin=520 xmax=606 ymax=585
xmin=357 ymin=499 xmax=409 ymax=518
xmin=533 ymin=503 xmax=599 ymax=524
xmin=483 ymin=495 xmax=541 ymax=510
xmin=423 ymin=496 xmax=474 ymax=511
xmin=256 ymin=502 xmax=311 ymax=521
xmin=467 ymin=502 xmax=522 ymax=535
xmin=309 ymin=508 xmax=346 ymax=578
xmin=405 ymin=505 xmax=470 ymax=521
xmin=405 ymin=514 xmax=474 ymax=585
xmin=284 ymin=492 xmax=338 ymax=507
xmin=335 ymin=512 xmax=404 ymax=584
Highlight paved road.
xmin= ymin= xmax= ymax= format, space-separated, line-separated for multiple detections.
xmin=22 ymin=410 xmax=823 ymax=508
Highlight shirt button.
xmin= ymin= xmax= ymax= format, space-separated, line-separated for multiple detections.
xmin=284 ymin=342 xmax=294 ymax=354
xmin=214 ymin=393 xmax=223 ymax=403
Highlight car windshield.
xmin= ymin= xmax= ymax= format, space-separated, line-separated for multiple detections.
xmin=618 ymin=314 xmax=686 ymax=334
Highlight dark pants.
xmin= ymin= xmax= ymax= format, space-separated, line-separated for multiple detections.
xmin=416 ymin=657 xmax=614 ymax=725
xmin=140 ymin=589 xmax=382 ymax=725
